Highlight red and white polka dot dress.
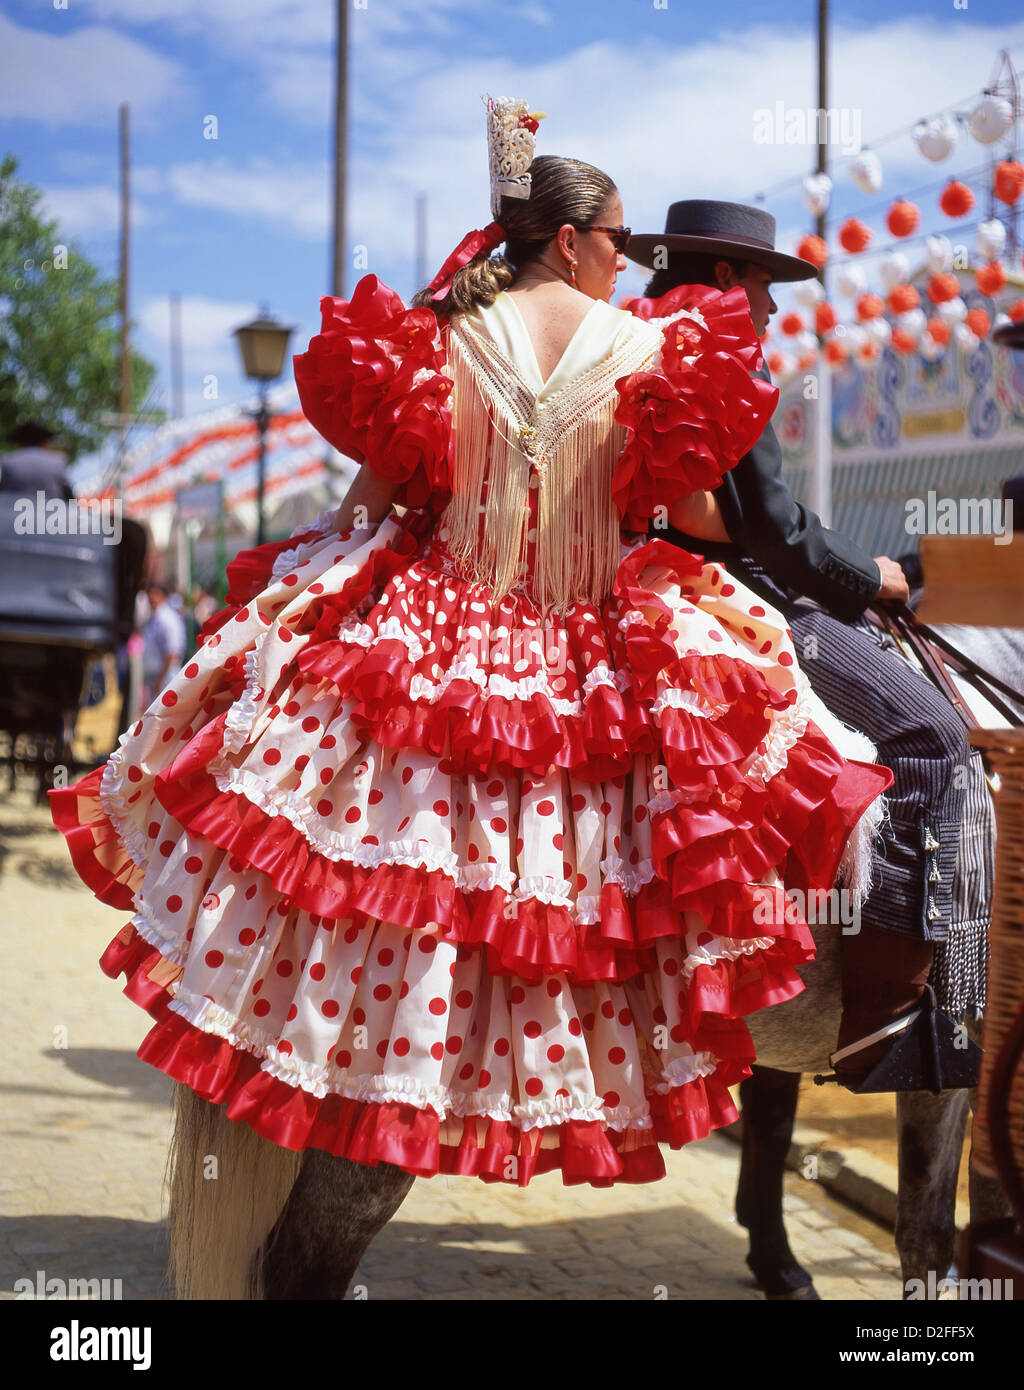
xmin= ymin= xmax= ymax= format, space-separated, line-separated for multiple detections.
xmin=50 ymin=276 xmax=891 ymax=1186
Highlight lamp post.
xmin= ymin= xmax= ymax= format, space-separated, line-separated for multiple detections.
xmin=233 ymin=305 xmax=295 ymax=545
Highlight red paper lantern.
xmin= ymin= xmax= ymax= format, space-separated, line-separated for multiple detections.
xmin=927 ymin=273 xmax=960 ymax=304
xmin=814 ymin=302 xmax=837 ymax=335
xmin=965 ymin=308 xmax=990 ymax=338
xmin=856 ymin=293 xmax=885 ymax=321
xmin=825 ymin=339 xmax=848 ymax=366
xmin=926 ymin=318 xmax=952 ymax=346
xmin=891 ymin=328 xmax=917 ymax=354
xmin=839 ymin=217 xmax=872 ymax=253
xmin=886 ymin=200 xmax=921 ymax=237
xmin=940 ymin=180 xmax=975 ymax=218
xmin=976 ymin=261 xmax=1006 ymax=296
xmin=767 ymin=351 xmax=786 ymax=374
xmin=1008 ymin=299 xmax=1024 ymax=323
xmin=796 ymin=234 xmax=828 ymax=269
xmin=887 ymin=284 xmax=920 ymax=314
xmin=994 ymin=160 xmax=1024 ymax=205
xmin=780 ymin=312 xmax=804 ymax=336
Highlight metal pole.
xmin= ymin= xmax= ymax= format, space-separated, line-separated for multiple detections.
xmin=415 ymin=192 xmax=428 ymax=295
xmin=255 ymin=387 xmax=269 ymax=546
xmin=331 ymin=0 xmax=348 ymax=298
xmin=118 ymin=104 xmax=132 ymax=488
xmin=170 ymin=291 xmax=184 ymax=418
xmin=812 ymin=0 xmax=832 ymax=527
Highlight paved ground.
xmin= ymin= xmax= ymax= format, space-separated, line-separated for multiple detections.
xmin=1 ymin=782 xmax=906 ymax=1301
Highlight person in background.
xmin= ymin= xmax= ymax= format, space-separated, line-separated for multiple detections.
xmin=0 ymin=421 xmax=74 ymax=501
xmin=141 ymin=582 xmax=186 ymax=702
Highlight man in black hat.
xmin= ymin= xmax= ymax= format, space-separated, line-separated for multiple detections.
xmin=0 ymin=421 xmax=74 ymax=502
xmin=627 ymin=200 xmax=972 ymax=1091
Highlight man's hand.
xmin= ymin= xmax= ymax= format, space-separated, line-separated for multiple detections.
xmin=873 ymin=555 xmax=910 ymax=603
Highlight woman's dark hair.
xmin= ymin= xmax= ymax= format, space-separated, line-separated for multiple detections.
xmin=644 ymin=252 xmax=749 ymax=299
xmin=412 ymin=154 xmax=617 ymax=319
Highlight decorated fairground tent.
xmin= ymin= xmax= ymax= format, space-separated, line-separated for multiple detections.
xmin=76 ymin=380 xmax=352 ymax=593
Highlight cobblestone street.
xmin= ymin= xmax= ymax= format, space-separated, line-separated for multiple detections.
xmin=1 ymin=785 xmax=905 ymax=1301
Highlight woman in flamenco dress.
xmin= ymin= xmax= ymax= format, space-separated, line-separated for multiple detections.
xmin=50 ymin=101 xmax=892 ymax=1242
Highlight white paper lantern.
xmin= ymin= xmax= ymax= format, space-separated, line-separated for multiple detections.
xmin=994 ymin=312 xmax=1012 ymax=331
xmin=968 ymin=94 xmax=1013 ymax=145
xmin=793 ymin=278 xmax=826 ymax=307
xmin=864 ymin=316 xmax=892 ymax=346
xmin=897 ymin=308 xmax=926 ymax=342
xmin=936 ymin=296 xmax=967 ymax=324
xmin=772 ymin=351 xmax=797 ymax=383
xmin=802 ymin=173 xmax=832 ymax=217
xmin=954 ymin=323 xmax=979 ymax=351
xmin=844 ymin=324 xmax=869 ymax=353
xmin=925 ymin=234 xmax=954 ymax=273
xmin=796 ymin=330 xmax=818 ymax=356
xmin=879 ymin=252 xmax=910 ymax=290
xmin=919 ymin=332 xmax=943 ymax=361
xmin=912 ymin=113 xmax=958 ymax=162
xmin=850 ymin=149 xmax=883 ymax=194
xmin=837 ymin=264 xmax=867 ymax=298
xmin=976 ymin=218 xmax=1007 ymax=260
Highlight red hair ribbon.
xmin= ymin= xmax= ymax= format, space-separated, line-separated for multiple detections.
xmin=427 ymin=221 xmax=506 ymax=301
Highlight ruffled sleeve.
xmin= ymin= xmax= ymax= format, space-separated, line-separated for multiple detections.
xmin=611 ymin=284 xmax=779 ymax=532
xmin=292 ymin=274 xmax=454 ymax=511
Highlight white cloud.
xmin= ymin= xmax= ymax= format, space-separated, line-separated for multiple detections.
xmin=166 ymin=158 xmax=332 ymax=240
xmin=0 ymin=12 xmax=186 ymax=129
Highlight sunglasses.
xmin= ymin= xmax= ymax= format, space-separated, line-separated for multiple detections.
xmin=581 ymin=223 xmax=631 ymax=254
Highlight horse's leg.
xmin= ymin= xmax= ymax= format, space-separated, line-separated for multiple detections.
xmin=257 ymin=1150 xmax=415 ymax=1300
xmin=896 ymin=1088 xmax=969 ymax=1293
xmin=736 ymin=1066 xmax=819 ymax=1299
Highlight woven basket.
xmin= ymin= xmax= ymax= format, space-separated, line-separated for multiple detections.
xmin=970 ymin=728 xmax=1024 ymax=1201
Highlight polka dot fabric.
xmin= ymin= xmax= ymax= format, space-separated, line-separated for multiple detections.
xmin=49 ymin=279 xmax=893 ymax=1187
xmin=51 ymin=498 xmax=891 ymax=1187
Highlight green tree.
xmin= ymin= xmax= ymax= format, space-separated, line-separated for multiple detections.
xmin=0 ymin=152 xmax=163 ymax=462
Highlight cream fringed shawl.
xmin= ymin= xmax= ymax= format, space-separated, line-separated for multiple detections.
xmin=439 ymin=293 xmax=661 ymax=617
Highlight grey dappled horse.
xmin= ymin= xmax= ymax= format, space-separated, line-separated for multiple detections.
xmin=739 ymin=621 xmax=1024 ymax=1301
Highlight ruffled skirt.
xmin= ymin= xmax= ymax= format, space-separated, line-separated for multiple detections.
xmin=50 ymin=505 xmax=891 ymax=1186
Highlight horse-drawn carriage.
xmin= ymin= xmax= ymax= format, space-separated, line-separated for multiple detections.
xmin=0 ymin=493 xmax=147 ymax=789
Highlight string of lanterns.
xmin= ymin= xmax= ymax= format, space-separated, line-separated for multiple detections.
xmin=769 ymin=80 xmax=1022 ymax=381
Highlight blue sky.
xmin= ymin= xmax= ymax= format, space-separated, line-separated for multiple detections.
xmin=3 ymin=0 xmax=1023 ymax=481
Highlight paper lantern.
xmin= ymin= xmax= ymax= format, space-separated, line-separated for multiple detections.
xmin=936 ymin=297 xmax=967 ymax=324
xmin=927 ymin=318 xmax=952 ymax=346
xmin=856 ymin=293 xmax=885 ymax=321
xmin=796 ymin=234 xmax=828 ymax=269
xmin=793 ymin=277 xmax=826 ymax=308
xmin=767 ymin=351 xmax=786 ymax=375
xmin=825 ymin=339 xmax=848 ymax=366
xmin=976 ymin=260 xmax=1007 ymax=296
xmin=850 ymin=149 xmax=883 ymax=194
xmin=897 ymin=308 xmax=926 ymax=341
xmin=837 ymin=264 xmax=867 ymax=298
xmin=839 ymin=217 xmax=872 ymax=253
xmin=802 ymin=173 xmax=832 ymax=216
xmin=855 ymin=340 xmax=881 ymax=365
xmin=976 ymin=219 xmax=1007 ymax=260
xmin=1008 ymin=299 xmax=1024 ymax=323
xmin=925 ymin=233 xmax=954 ymax=273
xmin=968 ymin=93 xmax=1013 ymax=145
xmin=920 ymin=333 xmax=943 ymax=362
xmin=864 ymin=316 xmax=892 ymax=346
xmin=879 ymin=252 xmax=910 ymax=290
xmin=814 ymin=302 xmax=837 ymax=335
xmin=954 ymin=323 xmax=980 ymax=352
xmin=891 ymin=328 xmax=917 ymax=354
xmin=965 ymin=308 xmax=990 ymax=338
xmin=797 ymin=348 xmax=819 ymax=370
xmin=995 ymin=160 xmax=1024 ymax=205
xmin=886 ymin=200 xmax=920 ymax=237
xmin=844 ymin=325 xmax=869 ymax=354
xmin=927 ymin=273 xmax=960 ymax=303
xmin=888 ymin=284 xmax=920 ymax=315
xmin=912 ymin=113 xmax=958 ymax=162
xmin=940 ymin=180 xmax=975 ymax=218
xmin=780 ymin=312 xmax=804 ymax=336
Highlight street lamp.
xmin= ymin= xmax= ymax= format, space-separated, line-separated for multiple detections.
xmin=233 ymin=305 xmax=295 ymax=545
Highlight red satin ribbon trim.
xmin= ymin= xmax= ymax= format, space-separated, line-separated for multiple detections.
xmin=427 ymin=222 xmax=506 ymax=301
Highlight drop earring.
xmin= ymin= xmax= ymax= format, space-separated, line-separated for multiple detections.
xmin=570 ymin=260 xmax=578 ymax=287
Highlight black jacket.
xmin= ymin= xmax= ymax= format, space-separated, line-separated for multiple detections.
xmin=649 ymin=365 xmax=882 ymax=621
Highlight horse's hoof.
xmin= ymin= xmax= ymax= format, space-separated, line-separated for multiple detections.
xmin=766 ymin=1282 xmax=821 ymax=1301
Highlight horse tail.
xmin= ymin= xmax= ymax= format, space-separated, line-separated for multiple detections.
xmin=166 ymin=1082 xmax=302 ymax=1299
